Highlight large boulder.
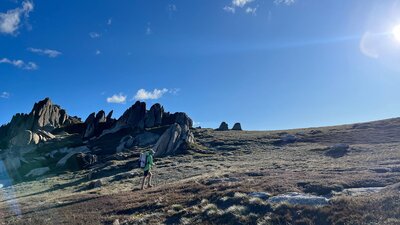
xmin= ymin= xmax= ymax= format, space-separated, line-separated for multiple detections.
xmin=56 ymin=146 xmax=90 ymax=167
xmin=9 ymin=130 xmax=33 ymax=147
xmin=232 ymin=123 xmax=242 ymax=131
xmin=25 ymin=167 xmax=50 ymax=177
xmin=135 ymin=132 xmax=160 ymax=146
xmin=216 ymin=122 xmax=229 ymax=131
xmin=162 ymin=112 xmax=193 ymax=128
xmin=115 ymin=101 xmax=146 ymax=130
xmin=145 ymin=104 xmax=164 ymax=128
xmin=153 ymin=123 xmax=194 ymax=157
xmin=83 ymin=111 xmax=114 ymax=139
xmin=76 ymin=152 xmax=98 ymax=169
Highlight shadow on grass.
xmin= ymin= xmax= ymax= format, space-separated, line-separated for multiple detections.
xmin=0 ymin=177 xmax=88 ymax=204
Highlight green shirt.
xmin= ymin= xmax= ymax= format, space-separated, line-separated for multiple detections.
xmin=144 ymin=153 xmax=154 ymax=171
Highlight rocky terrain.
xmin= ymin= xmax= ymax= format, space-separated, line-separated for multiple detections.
xmin=1 ymin=98 xmax=400 ymax=224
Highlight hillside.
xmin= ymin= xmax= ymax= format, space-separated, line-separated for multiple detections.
xmin=0 ymin=100 xmax=400 ymax=224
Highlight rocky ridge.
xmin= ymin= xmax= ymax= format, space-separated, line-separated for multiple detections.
xmin=0 ymin=98 xmax=195 ymax=182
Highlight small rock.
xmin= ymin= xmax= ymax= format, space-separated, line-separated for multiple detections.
xmin=113 ymin=219 xmax=120 ymax=225
xmin=325 ymin=144 xmax=350 ymax=158
xmin=281 ymin=134 xmax=297 ymax=143
xmin=248 ymin=192 xmax=271 ymax=200
xmin=268 ymin=192 xmax=329 ymax=206
xmin=333 ymin=187 xmax=385 ymax=197
xmin=245 ymin=172 xmax=264 ymax=177
xmin=371 ymin=168 xmax=391 ymax=173
xmin=89 ymin=180 xmax=103 ymax=189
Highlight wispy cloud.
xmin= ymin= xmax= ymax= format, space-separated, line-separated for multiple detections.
xmin=0 ymin=92 xmax=10 ymax=99
xmin=95 ymin=50 xmax=101 ymax=55
xmin=106 ymin=93 xmax=127 ymax=104
xmin=0 ymin=1 xmax=34 ymax=35
xmin=134 ymin=88 xmax=168 ymax=101
xmin=274 ymin=0 xmax=296 ymax=6
xmin=145 ymin=23 xmax=152 ymax=35
xmin=232 ymin=0 xmax=253 ymax=7
xmin=27 ymin=47 xmax=62 ymax=58
xmin=107 ymin=18 xmax=112 ymax=26
xmin=245 ymin=7 xmax=257 ymax=15
xmin=0 ymin=58 xmax=38 ymax=70
xmin=89 ymin=32 xmax=101 ymax=38
xmin=223 ymin=6 xmax=236 ymax=13
xmin=224 ymin=0 xmax=255 ymax=14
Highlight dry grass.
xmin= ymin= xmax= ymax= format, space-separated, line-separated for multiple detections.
xmin=2 ymin=118 xmax=400 ymax=224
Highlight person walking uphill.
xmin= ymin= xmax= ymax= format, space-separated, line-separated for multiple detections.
xmin=141 ymin=150 xmax=155 ymax=190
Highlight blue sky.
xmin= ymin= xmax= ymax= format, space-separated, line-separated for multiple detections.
xmin=2 ymin=0 xmax=400 ymax=130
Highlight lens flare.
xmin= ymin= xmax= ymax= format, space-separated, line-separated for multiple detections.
xmin=392 ymin=25 xmax=400 ymax=42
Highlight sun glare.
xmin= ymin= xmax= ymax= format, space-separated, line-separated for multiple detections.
xmin=392 ymin=24 xmax=400 ymax=42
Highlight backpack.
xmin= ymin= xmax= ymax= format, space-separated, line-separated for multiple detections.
xmin=139 ymin=152 xmax=148 ymax=168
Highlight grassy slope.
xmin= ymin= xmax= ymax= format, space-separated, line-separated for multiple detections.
xmin=1 ymin=118 xmax=400 ymax=224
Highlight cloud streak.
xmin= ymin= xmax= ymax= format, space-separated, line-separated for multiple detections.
xmin=0 ymin=92 xmax=10 ymax=99
xmin=223 ymin=0 xmax=255 ymax=14
xmin=0 ymin=1 xmax=34 ymax=35
xmin=107 ymin=93 xmax=127 ymax=104
xmin=89 ymin=32 xmax=101 ymax=38
xmin=274 ymin=0 xmax=296 ymax=5
xmin=0 ymin=58 xmax=38 ymax=70
xmin=27 ymin=47 xmax=62 ymax=58
xmin=134 ymin=88 xmax=168 ymax=101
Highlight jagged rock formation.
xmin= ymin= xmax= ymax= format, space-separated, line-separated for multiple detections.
xmin=0 ymin=98 xmax=196 ymax=183
xmin=216 ymin=122 xmax=229 ymax=131
xmin=115 ymin=101 xmax=147 ymax=130
xmin=145 ymin=103 xmax=164 ymax=128
xmin=0 ymin=98 xmax=81 ymax=148
xmin=153 ymin=123 xmax=194 ymax=157
xmin=83 ymin=110 xmax=115 ymax=139
xmin=232 ymin=123 xmax=242 ymax=131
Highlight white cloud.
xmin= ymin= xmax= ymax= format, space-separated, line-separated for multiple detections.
xmin=224 ymin=0 xmax=256 ymax=14
xmin=169 ymin=88 xmax=180 ymax=95
xmin=0 ymin=92 xmax=10 ymax=99
xmin=167 ymin=4 xmax=177 ymax=12
xmin=106 ymin=93 xmax=127 ymax=104
xmin=107 ymin=18 xmax=112 ymax=25
xmin=245 ymin=7 xmax=257 ymax=15
xmin=232 ymin=0 xmax=253 ymax=7
xmin=134 ymin=88 xmax=168 ymax=101
xmin=0 ymin=58 xmax=38 ymax=70
xmin=274 ymin=0 xmax=296 ymax=6
xmin=223 ymin=6 xmax=236 ymax=13
xmin=27 ymin=47 xmax=62 ymax=58
xmin=0 ymin=1 xmax=34 ymax=35
xmin=89 ymin=32 xmax=101 ymax=38
xmin=95 ymin=50 xmax=101 ymax=55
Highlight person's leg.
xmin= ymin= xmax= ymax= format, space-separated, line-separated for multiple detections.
xmin=141 ymin=170 xmax=148 ymax=190
xmin=147 ymin=171 xmax=153 ymax=187
xmin=141 ymin=176 xmax=147 ymax=190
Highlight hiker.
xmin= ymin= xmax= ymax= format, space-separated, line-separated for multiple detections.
xmin=140 ymin=149 xmax=155 ymax=190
